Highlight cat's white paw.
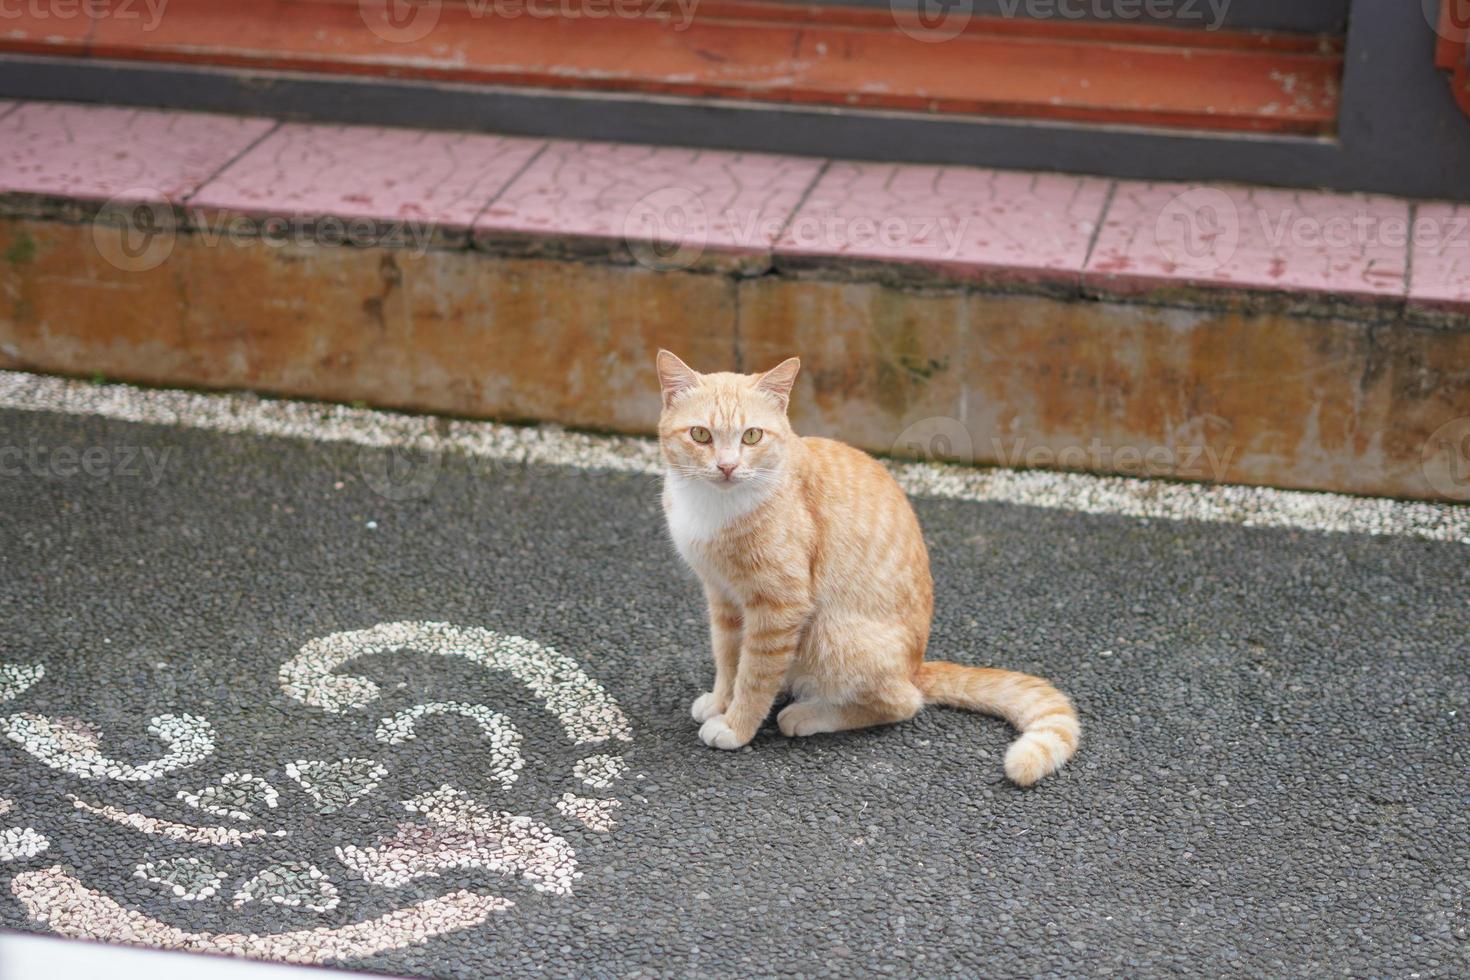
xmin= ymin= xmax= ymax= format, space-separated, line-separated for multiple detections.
xmin=777 ymin=701 xmax=839 ymax=737
xmin=698 ymin=715 xmax=744 ymax=751
xmin=690 ymin=692 xmax=723 ymax=724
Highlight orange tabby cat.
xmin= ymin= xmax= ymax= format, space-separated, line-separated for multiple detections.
xmin=657 ymin=350 xmax=1080 ymax=786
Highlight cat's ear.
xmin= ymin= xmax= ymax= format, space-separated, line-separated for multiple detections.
xmin=754 ymin=357 xmax=801 ymax=411
xmin=656 ymin=349 xmax=700 ymax=409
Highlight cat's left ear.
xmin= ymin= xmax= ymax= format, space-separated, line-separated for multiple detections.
xmin=755 ymin=357 xmax=801 ymax=411
xmin=656 ymin=349 xmax=700 ymax=409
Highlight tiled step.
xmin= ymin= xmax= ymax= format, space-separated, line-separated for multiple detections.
xmin=0 ymin=0 xmax=1343 ymax=135
xmin=0 ymin=100 xmax=1466 ymax=502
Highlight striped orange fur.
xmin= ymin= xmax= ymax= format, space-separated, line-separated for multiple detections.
xmin=657 ymin=350 xmax=1080 ymax=786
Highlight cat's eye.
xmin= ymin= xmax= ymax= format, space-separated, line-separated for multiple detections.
xmin=742 ymin=428 xmax=763 ymax=445
xmin=689 ymin=426 xmax=712 ymax=444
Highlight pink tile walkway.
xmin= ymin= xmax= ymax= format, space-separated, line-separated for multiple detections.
xmin=190 ymin=123 xmax=545 ymax=231
xmin=1085 ymin=181 xmax=1411 ymax=304
xmin=777 ymin=162 xmax=1111 ymax=285
xmin=1410 ymin=203 xmax=1470 ymax=316
xmin=475 ymin=141 xmax=824 ymax=266
xmin=0 ymin=102 xmax=276 ymax=204
xmin=0 ymin=98 xmax=1463 ymax=322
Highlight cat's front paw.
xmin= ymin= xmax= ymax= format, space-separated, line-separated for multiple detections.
xmin=690 ymin=691 xmax=725 ymax=724
xmin=777 ymin=701 xmax=838 ymax=737
xmin=698 ymin=715 xmax=747 ymax=751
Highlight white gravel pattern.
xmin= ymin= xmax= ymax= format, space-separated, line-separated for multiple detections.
xmin=0 ymin=370 xmax=1462 ymax=544
xmin=335 ymin=785 xmax=581 ymax=896
xmin=10 ymin=866 xmax=512 ymax=965
xmin=2 ymin=712 xmax=215 ymax=781
xmin=280 ymin=621 xmax=632 ymax=745
xmin=376 ymin=702 xmax=525 ymax=789
xmin=68 ymin=795 xmax=289 ymax=847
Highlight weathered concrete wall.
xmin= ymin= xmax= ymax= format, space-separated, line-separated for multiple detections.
xmin=3 ymin=216 xmax=1468 ymax=501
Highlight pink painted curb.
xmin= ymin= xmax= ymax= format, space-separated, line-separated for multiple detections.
xmin=1084 ymin=181 xmax=1412 ymax=308
xmin=0 ymin=99 xmax=1462 ymax=324
xmin=0 ymin=102 xmax=275 ymax=205
xmin=190 ymin=122 xmax=545 ymax=235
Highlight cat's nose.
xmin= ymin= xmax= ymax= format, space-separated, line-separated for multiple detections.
xmin=717 ymin=463 xmax=737 ymax=479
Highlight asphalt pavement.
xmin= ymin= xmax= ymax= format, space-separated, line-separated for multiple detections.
xmin=0 ymin=397 xmax=1466 ymax=978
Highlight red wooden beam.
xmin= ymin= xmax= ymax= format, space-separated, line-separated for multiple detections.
xmin=3 ymin=0 xmax=1344 ymax=135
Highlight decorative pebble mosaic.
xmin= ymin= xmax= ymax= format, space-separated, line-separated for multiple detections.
xmin=2 ymin=711 xmax=216 ymax=781
xmin=338 ymin=786 xmax=580 ymax=895
xmin=0 ymin=663 xmax=43 ymax=703
xmin=0 ymin=621 xmax=633 ymax=969
xmin=177 ymin=772 xmax=280 ymax=822
xmin=377 ymin=703 xmax=524 ymax=789
xmin=12 ymin=866 xmax=512 ymax=966
xmin=280 ymin=621 xmax=633 ymax=744
xmin=572 ymin=754 xmax=627 ymax=790
xmin=0 ymin=827 xmax=49 ymax=862
xmin=233 ymin=862 xmax=340 ymax=913
xmin=555 ymin=793 xmax=621 ymax=833
xmin=68 ymin=795 xmax=290 ymax=847
xmin=283 ymin=758 xmax=388 ymax=814
xmin=135 ymin=857 xmax=225 ymax=902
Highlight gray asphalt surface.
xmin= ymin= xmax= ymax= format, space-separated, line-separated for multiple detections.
xmin=0 ymin=403 xmax=1467 ymax=978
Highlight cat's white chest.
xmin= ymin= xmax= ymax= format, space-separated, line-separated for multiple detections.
xmin=662 ymin=472 xmax=765 ymax=577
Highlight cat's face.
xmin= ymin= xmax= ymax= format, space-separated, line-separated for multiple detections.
xmin=655 ymin=350 xmax=800 ymax=491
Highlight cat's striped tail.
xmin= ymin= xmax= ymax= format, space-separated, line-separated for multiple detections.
xmin=916 ymin=662 xmax=1080 ymax=787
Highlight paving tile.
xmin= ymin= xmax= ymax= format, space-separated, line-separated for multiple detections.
xmin=774 ymin=161 xmax=1111 ymax=286
xmin=475 ymin=141 xmax=824 ymax=271
xmin=0 ymin=102 xmax=276 ymax=205
xmin=1086 ymin=181 xmax=1411 ymax=306
xmin=191 ymin=123 xmax=545 ymax=233
xmin=1409 ymin=202 xmax=1470 ymax=316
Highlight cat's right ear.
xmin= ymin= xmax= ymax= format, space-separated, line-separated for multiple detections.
xmin=656 ymin=349 xmax=700 ymax=409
